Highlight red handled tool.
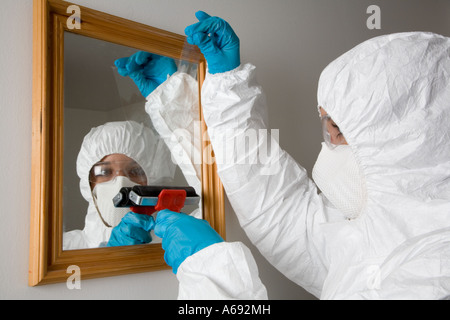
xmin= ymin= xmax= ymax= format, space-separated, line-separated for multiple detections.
xmin=113 ymin=186 xmax=200 ymax=216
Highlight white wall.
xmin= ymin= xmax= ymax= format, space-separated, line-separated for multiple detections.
xmin=1 ymin=0 xmax=449 ymax=300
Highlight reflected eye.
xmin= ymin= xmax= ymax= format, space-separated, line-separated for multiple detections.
xmin=89 ymin=160 xmax=147 ymax=184
xmin=127 ymin=166 xmax=145 ymax=178
xmin=94 ymin=166 xmax=112 ymax=178
xmin=331 ymin=123 xmax=343 ymax=136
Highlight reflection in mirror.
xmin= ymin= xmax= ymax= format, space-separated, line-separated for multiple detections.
xmin=62 ymin=32 xmax=201 ymax=251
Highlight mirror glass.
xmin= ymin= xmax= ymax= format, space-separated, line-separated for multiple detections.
xmin=62 ymin=31 xmax=201 ymax=251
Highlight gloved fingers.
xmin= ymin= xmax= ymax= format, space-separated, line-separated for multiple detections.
xmin=154 ymin=209 xmax=187 ymax=239
xmin=118 ymin=222 xmax=152 ymax=243
xmin=134 ymin=51 xmax=154 ymax=65
xmin=115 ymin=52 xmax=153 ymax=76
xmin=188 ymin=32 xmax=220 ymax=55
xmin=115 ymin=57 xmax=132 ymax=77
xmin=126 ymin=51 xmax=152 ymax=73
xmin=127 ymin=70 xmax=155 ymax=97
xmin=108 ymin=234 xmax=141 ymax=247
xmin=128 ymin=68 xmax=146 ymax=83
xmin=108 ymin=228 xmax=149 ymax=247
xmin=195 ymin=10 xmax=212 ymax=21
xmin=163 ymin=249 xmax=180 ymax=274
xmin=159 ymin=56 xmax=178 ymax=75
xmin=160 ymin=233 xmax=188 ymax=274
xmin=107 ymin=213 xmax=153 ymax=247
xmin=121 ymin=212 xmax=156 ymax=232
xmin=185 ymin=15 xmax=225 ymax=39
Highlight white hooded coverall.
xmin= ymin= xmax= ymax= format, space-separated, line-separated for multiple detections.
xmin=63 ymin=121 xmax=179 ymax=249
xmin=173 ymin=32 xmax=450 ymax=300
xmin=63 ymin=73 xmax=203 ymax=249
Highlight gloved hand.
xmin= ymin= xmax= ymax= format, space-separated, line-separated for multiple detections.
xmin=115 ymin=51 xmax=178 ymax=97
xmin=154 ymin=209 xmax=224 ymax=273
xmin=185 ymin=11 xmax=240 ymax=74
xmin=107 ymin=212 xmax=155 ymax=247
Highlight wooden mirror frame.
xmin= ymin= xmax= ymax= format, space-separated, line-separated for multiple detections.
xmin=29 ymin=0 xmax=225 ymax=286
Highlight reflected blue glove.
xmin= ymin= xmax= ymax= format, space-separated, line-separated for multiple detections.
xmin=107 ymin=212 xmax=155 ymax=247
xmin=115 ymin=51 xmax=177 ymax=97
xmin=155 ymin=209 xmax=224 ymax=274
xmin=185 ymin=11 xmax=240 ymax=74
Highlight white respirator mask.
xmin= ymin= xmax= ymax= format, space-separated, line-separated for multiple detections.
xmin=92 ymin=176 xmax=137 ymax=228
xmin=312 ymin=143 xmax=367 ymax=220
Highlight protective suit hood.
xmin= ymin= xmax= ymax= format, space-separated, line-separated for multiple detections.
xmin=77 ymin=120 xmax=175 ymax=203
xmin=318 ymin=32 xmax=450 ymax=199
xmin=71 ymin=121 xmax=175 ymax=246
xmin=318 ymin=32 xmax=450 ymax=208
xmin=316 ymin=32 xmax=450 ymax=297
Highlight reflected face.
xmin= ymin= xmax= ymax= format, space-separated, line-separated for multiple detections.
xmin=89 ymin=154 xmax=147 ymax=189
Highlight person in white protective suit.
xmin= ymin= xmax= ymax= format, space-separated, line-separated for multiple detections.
xmin=62 ymin=120 xmax=203 ymax=250
xmin=118 ymin=12 xmax=450 ymax=300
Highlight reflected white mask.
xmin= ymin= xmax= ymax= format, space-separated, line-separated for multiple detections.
xmin=92 ymin=176 xmax=137 ymax=228
xmin=312 ymin=143 xmax=367 ymax=220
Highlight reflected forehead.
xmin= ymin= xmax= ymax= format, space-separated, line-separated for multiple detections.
xmin=100 ymin=153 xmax=134 ymax=163
xmin=93 ymin=154 xmax=142 ymax=171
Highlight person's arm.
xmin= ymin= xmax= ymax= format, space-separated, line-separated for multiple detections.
xmin=115 ymin=52 xmax=202 ymax=214
xmin=177 ymin=242 xmax=268 ymax=300
xmin=202 ymin=64 xmax=329 ymax=297
xmin=154 ymin=210 xmax=268 ymax=300
xmin=116 ymin=50 xmax=268 ymax=300
xmin=187 ymin=12 xmax=331 ymax=297
xmin=145 ymin=71 xmax=202 ymax=198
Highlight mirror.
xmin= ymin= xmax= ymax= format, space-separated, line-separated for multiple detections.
xmin=62 ymin=32 xmax=200 ymax=250
xmin=29 ymin=0 xmax=225 ymax=286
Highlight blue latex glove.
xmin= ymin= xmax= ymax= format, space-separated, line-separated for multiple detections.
xmin=154 ymin=209 xmax=224 ymax=274
xmin=107 ymin=212 xmax=155 ymax=247
xmin=185 ymin=11 xmax=240 ymax=74
xmin=115 ymin=51 xmax=177 ymax=97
